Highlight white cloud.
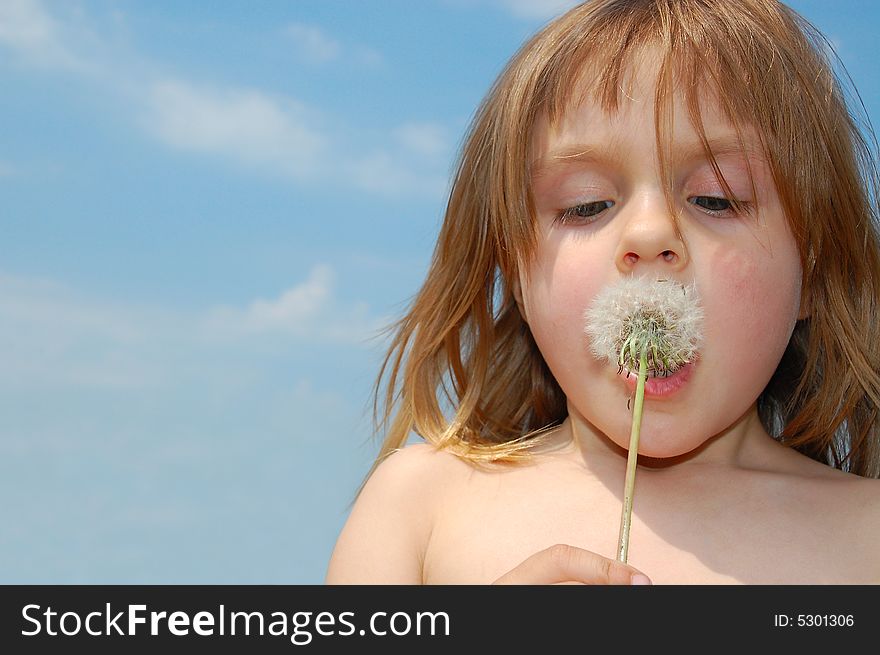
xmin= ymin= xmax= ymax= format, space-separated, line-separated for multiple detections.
xmin=203 ymin=264 xmax=388 ymax=344
xmin=145 ymin=79 xmax=327 ymax=181
xmin=0 ymin=0 xmax=92 ymax=71
xmin=205 ymin=265 xmax=332 ymax=336
xmin=284 ymin=22 xmax=382 ymax=67
xmin=351 ymin=45 xmax=384 ymax=69
xmin=3 ymin=2 xmax=446 ymax=198
xmin=247 ymin=266 xmax=332 ymax=329
xmin=285 ymin=22 xmax=342 ymax=63
xmin=0 ymin=273 xmax=147 ymax=343
xmin=393 ymin=122 xmax=450 ymax=157
xmin=0 ymin=267 xmax=387 ymax=391
xmin=347 ymin=150 xmax=449 ymax=198
xmin=142 ymin=77 xmax=448 ymax=196
xmin=0 ymin=273 xmax=166 ymax=389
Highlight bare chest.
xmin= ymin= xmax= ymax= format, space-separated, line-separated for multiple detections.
xmin=422 ymin=464 xmax=864 ymax=584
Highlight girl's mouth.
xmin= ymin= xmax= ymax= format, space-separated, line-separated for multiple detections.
xmin=619 ymin=361 xmax=695 ymax=398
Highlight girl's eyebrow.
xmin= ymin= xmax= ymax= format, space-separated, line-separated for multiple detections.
xmin=532 ymin=135 xmax=766 ymax=176
xmin=532 ymin=142 xmax=624 ymax=174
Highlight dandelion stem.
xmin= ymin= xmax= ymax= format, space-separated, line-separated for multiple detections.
xmin=617 ymin=341 xmax=648 ymax=563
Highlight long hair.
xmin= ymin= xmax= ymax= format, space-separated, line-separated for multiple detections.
xmin=366 ymin=0 xmax=880 ymax=488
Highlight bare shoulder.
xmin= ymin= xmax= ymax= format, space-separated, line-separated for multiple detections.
xmin=378 ymin=441 xmax=473 ymax=477
xmin=852 ymin=475 xmax=880 ymax=533
xmin=820 ymin=473 xmax=880 ymax=582
xmin=756 ymin=445 xmax=880 ymax=581
xmin=325 ymin=443 xmax=470 ymax=584
xmin=852 ymin=476 xmax=880 ymax=581
xmin=361 ymin=442 xmax=475 ymax=501
xmin=791 ymin=455 xmax=880 ymax=524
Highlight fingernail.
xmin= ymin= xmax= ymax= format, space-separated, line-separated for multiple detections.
xmin=630 ymin=573 xmax=652 ymax=585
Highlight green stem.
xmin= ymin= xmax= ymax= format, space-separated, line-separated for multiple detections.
xmin=617 ymin=342 xmax=647 ymax=563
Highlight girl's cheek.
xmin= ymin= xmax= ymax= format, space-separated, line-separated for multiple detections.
xmin=712 ymin=248 xmax=762 ymax=309
xmin=707 ymin=246 xmax=801 ymax=353
xmin=521 ymin=256 xmax=603 ymax=353
xmin=527 ymin=248 xmax=594 ymax=312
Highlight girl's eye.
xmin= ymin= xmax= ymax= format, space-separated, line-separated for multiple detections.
xmin=557 ymin=200 xmax=614 ymax=224
xmin=688 ymin=196 xmax=752 ymax=216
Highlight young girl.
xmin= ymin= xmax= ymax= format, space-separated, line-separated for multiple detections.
xmin=326 ymin=0 xmax=880 ymax=584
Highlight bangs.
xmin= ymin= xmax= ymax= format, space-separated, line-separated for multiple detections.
xmin=539 ymin=0 xmax=781 ymax=128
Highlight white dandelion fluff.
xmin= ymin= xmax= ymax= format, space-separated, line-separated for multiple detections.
xmin=584 ymin=276 xmax=704 ymax=375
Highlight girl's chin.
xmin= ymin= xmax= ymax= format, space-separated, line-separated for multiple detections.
xmin=610 ymin=425 xmax=704 ymax=460
xmin=631 ymin=442 xmax=697 ymax=460
xmin=567 ymin=399 xmax=707 ymax=458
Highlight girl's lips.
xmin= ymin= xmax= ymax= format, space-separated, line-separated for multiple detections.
xmin=620 ymin=361 xmax=695 ymax=398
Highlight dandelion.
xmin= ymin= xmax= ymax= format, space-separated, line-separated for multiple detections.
xmin=584 ymin=277 xmax=704 ymax=563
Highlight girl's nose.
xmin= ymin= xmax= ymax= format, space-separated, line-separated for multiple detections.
xmin=615 ymin=202 xmax=688 ymax=275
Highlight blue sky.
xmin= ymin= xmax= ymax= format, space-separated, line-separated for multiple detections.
xmin=1 ymin=0 xmax=878 ymax=584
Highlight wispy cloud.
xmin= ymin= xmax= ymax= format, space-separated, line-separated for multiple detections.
xmin=203 ymin=264 xmax=388 ymax=344
xmin=285 ymin=22 xmax=341 ymax=63
xmin=2 ymin=1 xmax=444 ymax=198
xmin=0 ymin=266 xmax=387 ymax=392
xmin=144 ymin=79 xmax=327 ymax=181
xmin=284 ymin=22 xmax=383 ymax=67
xmin=0 ymin=273 xmax=165 ymax=389
xmin=0 ymin=0 xmax=88 ymax=70
xmin=141 ymin=77 xmax=446 ymax=196
xmin=242 ymin=265 xmax=333 ymax=330
xmin=393 ymin=122 xmax=450 ymax=157
xmin=348 ymin=150 xmax=449 ymax=198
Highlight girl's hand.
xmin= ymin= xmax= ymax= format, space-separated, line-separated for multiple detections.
xmin=492 ymin=544 xmax=652 ymax=585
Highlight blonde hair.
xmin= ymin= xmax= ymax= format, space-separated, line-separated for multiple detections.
xmin=367 ymin=0 xmax=880 ymax=484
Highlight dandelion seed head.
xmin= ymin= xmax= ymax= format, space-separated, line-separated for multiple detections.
xmin=584 ymin=277 xmax=704 ymax=374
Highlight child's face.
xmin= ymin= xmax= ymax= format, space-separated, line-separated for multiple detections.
xmin=519 ymin=55 xmax=804 ymax=459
